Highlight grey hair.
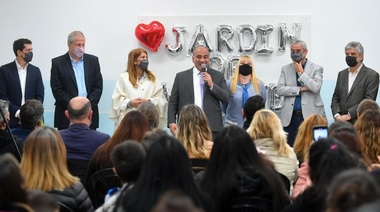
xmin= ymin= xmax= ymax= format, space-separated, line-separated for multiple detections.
xmin=292 ymin=40 xmax=308 ymax=51
xmin=137 ymin=101 xmax=160 ymax=129
xmin=67 ymin=31 xmax=85 ymax=44
xmin=0 ymin=100 xmax=9 ymax=123
xmin=345 ymin=41 xmax=364 ymax=55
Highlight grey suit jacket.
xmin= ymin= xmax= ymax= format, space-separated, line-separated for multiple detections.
xmin=277 ymin=60 xmax=326 ymax=127
xmin=168 ymin=67 xmax=229 ymax=133
xmin=331 ymin=64 xmax=379 ymax=124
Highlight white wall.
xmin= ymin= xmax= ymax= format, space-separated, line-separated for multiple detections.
xmin=1 ymin=0 xmax=379 ymax=134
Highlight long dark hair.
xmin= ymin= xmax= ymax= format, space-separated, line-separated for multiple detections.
xmin=200 ymin=125 xmax=288 ymax=212
xmin=295 ymin=138 xmax=363 ymax=212
xmin=115 ymin=134 xmax=207 ymax=211
xmin=0 ymin=153 xmax=29 ymax=206
xmin=326 ymin=169 xmax=380 ymax=212
xmin=331 ymin=125 xmax=370 ymax=166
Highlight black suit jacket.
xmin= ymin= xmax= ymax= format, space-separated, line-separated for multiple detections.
xmin=331 ymin=64 xmax=379 ymax=124
xmin=50 ymin=53 xmax=103 ymax=129
xmin=0 ymin=61 xmax=44 ymax=128
xmin=168 ymin=67 xmax=229 ymax=134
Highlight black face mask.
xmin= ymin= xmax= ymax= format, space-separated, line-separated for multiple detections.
xmin=23 ymin=52 xmax=33 ymax=63
xmin=345 ymin=56 xmax=358 ymax=67
xmin=239 ymin=64 xmax=252 ymax=76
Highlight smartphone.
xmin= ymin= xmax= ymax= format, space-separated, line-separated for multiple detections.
xmin=313 ymin=125 xmax=328 ymax=141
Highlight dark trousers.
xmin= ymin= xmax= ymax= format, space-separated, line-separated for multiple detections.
xmin=283 ymin=111 xmax=304 ymax=147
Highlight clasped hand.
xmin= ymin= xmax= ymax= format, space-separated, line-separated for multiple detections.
xmin=130 ymin=98 xmax=149 ymax=108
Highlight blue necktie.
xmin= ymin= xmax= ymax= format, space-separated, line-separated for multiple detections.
xmin=242 ymin=81 xmax=252 ymax=106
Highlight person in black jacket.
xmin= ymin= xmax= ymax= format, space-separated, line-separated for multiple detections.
xmin=199 ymin=125 xmax=290 ymax=212
xmin=0 ymin=153 xmax=33 ymax=212
xmin=0 ymin=99 xmax=23 ymax=161
xmin=20 ymin=126 xmax=94 ymax=212
xmin=115 ymin=134 xmax=209 ymax=212
xmin=50 ymin=30 xmax=103 ymax=130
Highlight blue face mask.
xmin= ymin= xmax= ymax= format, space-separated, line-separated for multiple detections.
xmin=139 ymin=59 xmax=149 ymax=71
xmin=291 ymin=53 xmax=303 ymax=63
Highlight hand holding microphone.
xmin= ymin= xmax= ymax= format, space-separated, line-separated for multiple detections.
xmin=201 ymin=63 xmax=208 ymax=86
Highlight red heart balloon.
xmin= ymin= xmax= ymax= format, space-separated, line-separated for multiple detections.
xmin=135 ymin=21 xmax=165 ymax=52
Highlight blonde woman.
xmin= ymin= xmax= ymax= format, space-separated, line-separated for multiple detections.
xmin=293 ymin=114 xmax=327 ymax=164
xmin=355 ymin=109 xmax=380 ymax=164
xmin=109 ymin=48 xmax=167 ymax=130
xmin=20 ymin=126 xmax=93 ymax=212
xmin=176 ymin=104 xmax=213 ymax=159
xmin=247 ymin=109 xmax=298 ymax=185
xmin=223 ymin=55 xmax=266 ymax=127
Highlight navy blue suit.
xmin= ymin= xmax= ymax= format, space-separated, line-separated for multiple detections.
xmin=59 ymin=123 xmax=110 ymax=160
xmin=0 ymin=61 xmax=44 ymax=128
xmin=11 ymin=128 xmax=33 ymax=141
xmin=59 ymin=123 xmax=109 ymax=182
xmin=51 ymin=53 xmax=103 ymax=129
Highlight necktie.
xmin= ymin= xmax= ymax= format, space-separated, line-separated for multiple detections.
xmin=242 ymin=81 xmax=252 ymax=106
xmin=199 ymin=73 xmax=204 ymax=109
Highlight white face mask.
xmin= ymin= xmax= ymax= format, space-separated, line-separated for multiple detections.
xmin=74 ymin=47 xmax=84 ymax=58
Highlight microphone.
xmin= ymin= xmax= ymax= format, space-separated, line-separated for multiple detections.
xmin=201 ymin=64 xmax=208 ymax=85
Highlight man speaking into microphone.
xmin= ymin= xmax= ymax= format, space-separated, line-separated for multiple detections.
xmin=168 ymin=45 xmax=229 ymax=140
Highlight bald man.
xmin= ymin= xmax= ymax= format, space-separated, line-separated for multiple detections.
xmin=59 ymin=96 xmax=110 ymax=182
xmin=168 ymin=46 xmax=229 ymax=139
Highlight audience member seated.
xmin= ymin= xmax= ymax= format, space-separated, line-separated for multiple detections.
xmin=246 ymin=109 xmax=298 ymax=187
xmin=20 ymin=126 xmax=93 ymax=212
xmin=331 ymin=124 xmax=371 ymax=166
xmin=354 ymin=109 xmax=380 ymax=164
xmin=326 ymin=169 xmax=380 ymax=212
xmin=0 ymin=99 xmax=23 ymax=161
xmin=283 ymin=138 xmax=364 ymax=212
xmin=85 ymin=110 xmax=150 ymax=207
xmin=357 ymin=98 xmax=379 ymax=117
xmin=59 ymin=97 xmax=110 ymax=182
xmin=137 ymin=101 xmax=160 ymax=129
xmin=328 ymin=121 xmax=352 ymax=137
xmin=11 ymin=99 xmax=43 ymax=141
xmin=291 ymin=114 xmax=327 ymax=199
xmin=293 ymin=122 xmax=369 ymax=200
xmin=242 ymin=95 xmax=265 ymax=130
xmin=28 ymin=189 xmax=59 ymax=212
xmin=152 ymin=190 xmax=204 ymax=212
xmin=199 ymin=126 xmax=290 ymax=212
xmin=95 ymin=140 xmax=146 ymax=212
xmin=0 ymin=153 xmax=33 ymax=212
xmin=114 ymin=134 xmax=208 ymax=211
xmin=293 ymin=114 xmax=327 ymax=164
xmin=176 ymin=104 xmax=213 ymax=159
xmin=291 ymin=162 xmax=311 ymax=201
xmin=352 ymin=200 xmax=380 ymax=212
xmin=141 ymin=128 xmax=168 ymax=149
